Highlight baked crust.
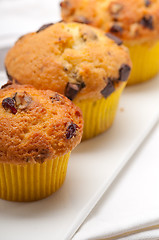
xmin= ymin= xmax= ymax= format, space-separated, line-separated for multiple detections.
xmin=5 ymin=22 xmax=131 ymax=101
xmin=61 ymin=0 xmax=159 ymax=43
xmin=0 ymin=84 xmax=83 ymax=164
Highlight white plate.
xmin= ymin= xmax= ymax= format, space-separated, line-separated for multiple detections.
xmin=0 ymin=72 xmax=159 ymax=240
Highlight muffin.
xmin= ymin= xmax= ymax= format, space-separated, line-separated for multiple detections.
xmin=0 ymin=83 xmax=83 ymax=201
xmin=5 ymin=22 xmax=131 ymax=140
xmin=61 ymin=0 xmax=159 ymax=85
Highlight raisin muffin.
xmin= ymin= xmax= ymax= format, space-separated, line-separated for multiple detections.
xmin=0 ymin=83 xmax=83 ymax=201
xmin=61 ymin=0 xmax=159 ymax=85
xmin=5 ymin=22 xmax=131 ymax=140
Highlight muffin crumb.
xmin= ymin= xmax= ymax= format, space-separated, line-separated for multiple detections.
xmin=0 ymin=84 xmax=83 ymax=164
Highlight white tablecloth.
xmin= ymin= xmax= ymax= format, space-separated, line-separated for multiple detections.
xmin=73 ymin=122 xmax=159 ymax=240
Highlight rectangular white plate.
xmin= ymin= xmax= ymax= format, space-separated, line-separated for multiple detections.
xmin=0 ymin=72 xmax=159 ymax=240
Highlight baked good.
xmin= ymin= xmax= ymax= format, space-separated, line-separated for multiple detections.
xmin=61 ymin=0 xmax=159 ymax=85
xmin=5 ymin=22 xmax=131 ymax=139
xmin=0 ymin=83 xmax=83 ymax=201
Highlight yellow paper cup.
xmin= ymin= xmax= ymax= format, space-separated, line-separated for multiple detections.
xmin=74 ymin=83 xmax=126 ymax=140
xmin=0 ymin=152 xmax=70 ymax=202
xmin=126 ymin=41 xmax=159 ymax=85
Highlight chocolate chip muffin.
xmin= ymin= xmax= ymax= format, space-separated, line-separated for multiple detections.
xmin=5 ymin=22 xmax=131 ymax=139
xmin=0 ymin=84 xmax=83 ymax=201
xmin=61 ymin=0 xmax=159 ymax=85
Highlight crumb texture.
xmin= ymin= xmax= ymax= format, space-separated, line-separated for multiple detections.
xmin=0 ymin=85 xmax=83 ymax=164
xmin=61 ymin=0 xmax=159 ymax=43
xmin=5 ymin=22 xmax=131 ymax=101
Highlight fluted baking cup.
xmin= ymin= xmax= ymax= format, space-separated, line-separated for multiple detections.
xmin=126 ymin=41 xmax=159 ymax=85
xmin=75 ymin=83 xmax=126 ymax=140
xmin=0 ymin=152 xmax=70 ymax=202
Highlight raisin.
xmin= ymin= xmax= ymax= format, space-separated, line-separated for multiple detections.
xmin=66 ymin=122 xmax=78 ymax=139
xmin=2 ymin=97 xmax=17 ymax=114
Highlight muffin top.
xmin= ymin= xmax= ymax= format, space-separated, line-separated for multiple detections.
xmin=5 ymin=22 xmax=131 ymax=101
xmin=61 ymin=0 xmax=159 ymax=43
xmin=0 ymin=84 xmax=83 ymax=164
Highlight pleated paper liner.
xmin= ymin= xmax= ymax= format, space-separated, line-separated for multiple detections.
xmin=75 ymin=83 xmax=126 ymax=140
xmin=0 ymin=152 xmax=70 ymax=202
xmin=126 ymin=41 xmax=159 ymax=85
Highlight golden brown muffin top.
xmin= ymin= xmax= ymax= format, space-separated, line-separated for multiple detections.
xmin=0 ymin=84 xmax=83 ymax=164
xmin=61 ymin=0 xmax=159 ymax=43
xmin=5 ymin=22 xmax=131 ymax=101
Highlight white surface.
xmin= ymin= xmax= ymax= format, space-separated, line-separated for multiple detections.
xmin=0 ymin=73 xmax=159 ymax=240
xmin=73 ymin=122 xmax=159 ymax=240
xmin=0 ymin=0 xmax=61 ymax=47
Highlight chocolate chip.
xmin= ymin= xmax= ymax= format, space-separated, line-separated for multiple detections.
xmin=36 ymin=23 xmax=54 ymax=33
xmin=1 ymin=80 xmax=13 ymax=89
xmin=2 ymin=97 xmax=17 ymax=114
xmin=110 ymin=24 xmax=123 ymax=33
xmin=66 ymin=122 xmax=78 ymax=139
xmin=74 ymin=16 xmax=91 ymax=24
xmin=119 ymin=64 xmax=131 ymax=82
xmin=101 ymin=79 xmax=115 ymax=98
xmin=65 ymin=82 xmax=86 ymax=100
xmin=139 ymin=15 xmax=154 ymax=30
xmin=65 ymin=83 xmax=80 ymax=100
xmin=144 ymin=0 xmax=151 ymax=7
xmin=105 ymin=33 xmax=123 ymax=45
xmin=50 ymin=93 xmax=63 ymax=103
